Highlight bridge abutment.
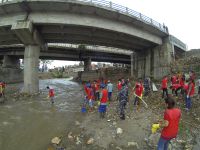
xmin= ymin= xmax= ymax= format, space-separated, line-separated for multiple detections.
xmin=0 ymin=55 xmax=23 ymax=83
xmin=2 ymin=55 xmax=20 ymax=69
xmin=24 ymin=45 xmax=40 ymax=94
xmin=84 ymin=57 xmax=92 ymax=71
xmin=152 ymin=37 xmax=173 ymax=79
xmin=136 ymin=37 xmax=173 ymax=79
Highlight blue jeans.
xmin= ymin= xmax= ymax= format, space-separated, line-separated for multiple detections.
xmin=185 ymin=97 xmax=192 ymax=110
xmin=108 ymin=92 xmax=112 ymax=100
xmin=157 ymin=137 xmax=171 ymax=150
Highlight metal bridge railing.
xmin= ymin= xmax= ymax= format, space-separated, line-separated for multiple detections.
xmin=1 ymin=0 xmax=169 ymax=34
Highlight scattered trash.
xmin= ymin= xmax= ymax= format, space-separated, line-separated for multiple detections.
xmin=51 ymin=137 xmax=61 ymax=145
xmin=128 ymin=142 xmax=139 ymax=149
xmin=116 ymin=128 xmax=123 ymax=134
xmin=87 ymin=138 xmax=94 ymax=145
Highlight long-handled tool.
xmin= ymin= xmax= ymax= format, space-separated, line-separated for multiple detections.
xmin=134 ymin=93 xmax=148 ymax=108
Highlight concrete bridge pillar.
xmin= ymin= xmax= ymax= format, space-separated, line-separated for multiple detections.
xmin=152 ymin=37 xmax=173 ymax=79
xmin=135 ymin=37 xmax=173 ymax=80
xmin=84 ymin=57 xmax=92 ymax=71
xmin=131 ymin=53 xmax=138 ymax=77
xmin=24 ymin=45 xmax=40 ymax=94
xmin=2 ymin=55 xmax=20 ymax=68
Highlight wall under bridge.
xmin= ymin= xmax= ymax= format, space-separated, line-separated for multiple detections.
xmin=134 ymin=37 xmax=173 ymax=79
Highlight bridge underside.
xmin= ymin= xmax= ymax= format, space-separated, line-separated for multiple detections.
xmin=0 ymin=0 xmax=186 ymax=94
xmin=0 ymin=46 xmax=131 ymax=64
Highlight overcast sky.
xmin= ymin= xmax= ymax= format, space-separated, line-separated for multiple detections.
xmin=111 ymin=0 xmax=200 ymax=50
xmin=52 ymin=0 xmax=200 ymax=67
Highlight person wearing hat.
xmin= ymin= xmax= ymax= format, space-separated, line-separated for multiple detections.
xmin=99 ymin=84 xmax=108 ymax=118
xmin=107 ymin=80 xmax=113 ymax=101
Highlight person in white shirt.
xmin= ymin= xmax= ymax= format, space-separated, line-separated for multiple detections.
xmin=107 ymin=80 xmax=113 ymax=101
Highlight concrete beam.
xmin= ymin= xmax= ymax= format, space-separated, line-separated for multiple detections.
xmin=11 ymin=20 xmax=46 ymax=50
xmin=24 ymin=45 xmax=40 ymax=94
xmin=84 ymin=57 xmax=91 ymax=71
xmin=29 ymin=12 xmax=162 ymax=45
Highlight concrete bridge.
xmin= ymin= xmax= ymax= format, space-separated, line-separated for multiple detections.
xmin=0 ymin=44 xmax=132 ymax=64
xmin=0 ymin=0 xmax=186 ymax=93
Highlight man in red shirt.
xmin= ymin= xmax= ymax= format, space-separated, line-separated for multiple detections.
xmin=99 ymin=84 xmax=108 ymax=118
xmin=133 ymin=78 xmax=143 ymax=111
xmin=185 ymin=79 xmax=195 ymax=111
xmin=47 ymin=86 xmax=55 ymax=104
xmin=157 ymin=97 xmax=181 ymax=150
xmin=161 ymin=76 xmax=168 ymax=98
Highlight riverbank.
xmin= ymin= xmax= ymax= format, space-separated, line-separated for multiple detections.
xmin=1 ymin=79 xmax=200 ymax=150
xmin=49 ymin=83 xmax=200 ymax=150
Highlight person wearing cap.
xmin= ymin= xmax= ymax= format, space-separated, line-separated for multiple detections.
xmin=107 ymin=80 xmax=113 ymax=101
xmin=99 ymin=84 xmax=108 ymax=118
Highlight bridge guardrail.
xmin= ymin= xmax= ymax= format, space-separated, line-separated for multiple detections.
xmin=1 ymin=0 xmax=168 ymax=34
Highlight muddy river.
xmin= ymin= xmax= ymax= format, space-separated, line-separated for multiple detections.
xmin=0 ymin=78 xmax=84 ymax=150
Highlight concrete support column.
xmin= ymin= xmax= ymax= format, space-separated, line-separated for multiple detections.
xmin=131 ymin=53 xmax=134 ymax=77
xmin=2 ymin=55 xmax=20 ymax=68
xmin=152 ymin=37 xmax=173 ymax=79
xmin=24 ymin=45 xmax=40 ymax=94
xmin=84 ymin=57 xmax=92 ymax=71
xmin=145 ymin=50 xmax=151 ymax=77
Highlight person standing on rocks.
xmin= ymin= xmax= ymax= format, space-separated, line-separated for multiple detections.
xmin=119 ymin=82 xmax=128 ymax=120
xmin=157 ymin=97 xmax=181 ymax=150
xmin=185 ymin=79 xmax=195 ymax=112
xmin=132 ymin=78 xmax=144 ymax=111
xmin=107 ymin=80 xmax=113 ymax=101
xmin=99 ymin=84 xmax=108 ymax=118
xmin=161 ymin=76 xmax=168 ymax=98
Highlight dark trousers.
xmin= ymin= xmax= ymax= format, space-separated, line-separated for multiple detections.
xmin=162 ymin=88 xmax=168 ymax=98
xmin=175 ymin=87 xmax=182 ymax=97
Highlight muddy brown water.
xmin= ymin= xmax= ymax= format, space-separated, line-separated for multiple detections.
xmin=0 ymin=78 xmax=84 ymax=150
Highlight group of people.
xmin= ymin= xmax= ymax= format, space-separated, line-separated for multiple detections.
xmin=82 ymin=79 xmax=113 ymax=118
xmin=82 ymin=77 xmax=148 ymax=120
xmin=161 ymin=71 xmax=196 ymax=112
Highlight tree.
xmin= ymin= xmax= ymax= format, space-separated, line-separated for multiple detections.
xmin=40 ymin=60 xmax=53 ymax=72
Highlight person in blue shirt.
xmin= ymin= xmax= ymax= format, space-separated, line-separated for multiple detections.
xmin=107 ymin=80 xmax=113 ymax=101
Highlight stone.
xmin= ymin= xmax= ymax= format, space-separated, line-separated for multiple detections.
xmin=176 ymin=139 xmax=186 ymax=144
xmin=116 ymin=128 xmax=123 ymax=134
xmin=75 ymin=121 xmax=80 ymax=126
xmin=128 ymin=142 xmax=139 ymax=149
xmin=87 ymin=138 xmax=94 ymax=145
xmin=116 ymin=146 xmax=122 ymax=150
xmin=67 ymin=132 xmax=73 ymax=141
xmin=51 ymin=137 xmax=61 ymax=145
xmin=76 ymin=136 xmax=81 ymax=145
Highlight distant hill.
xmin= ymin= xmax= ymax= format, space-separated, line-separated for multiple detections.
xmin=186 ymin=49 xmax=200 ymax=57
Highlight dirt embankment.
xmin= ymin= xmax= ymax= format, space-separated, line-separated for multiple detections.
xmin=48 ymin=83 xmax=200 ymax=150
